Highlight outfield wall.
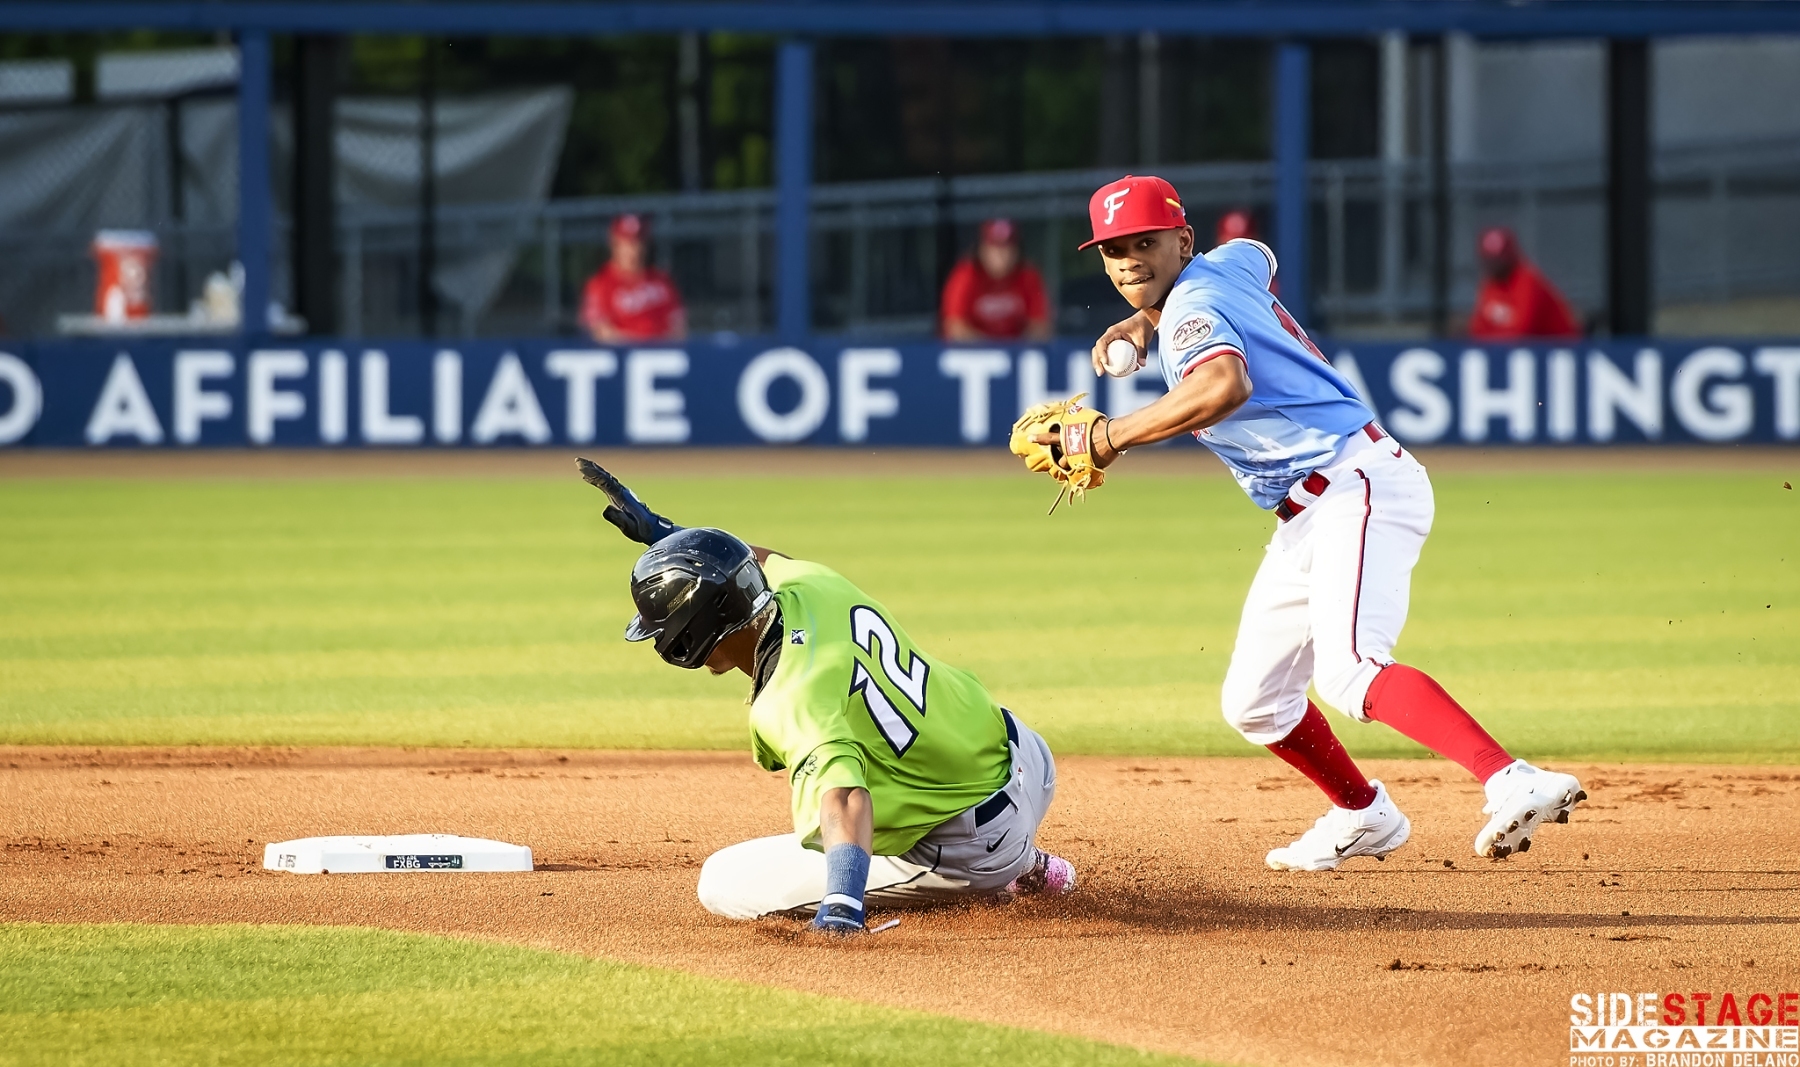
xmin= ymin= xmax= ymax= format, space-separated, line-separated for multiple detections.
xmin=0 ymin=339 xmax=1796 ymax=448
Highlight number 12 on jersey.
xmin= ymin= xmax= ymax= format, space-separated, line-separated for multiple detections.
xmin=847 ymin=605 xmax=929 ymax=757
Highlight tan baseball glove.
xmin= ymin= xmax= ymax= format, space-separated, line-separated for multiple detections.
xmin=1009 ymin=392 xmax=1108 ymax=514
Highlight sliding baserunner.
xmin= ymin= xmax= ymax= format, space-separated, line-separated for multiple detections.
xmin=578 ymin=459 xmax=1074 ymax=934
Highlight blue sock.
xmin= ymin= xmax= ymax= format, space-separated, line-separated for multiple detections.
xmin=812 ymin=844 xmax=870 ymax=931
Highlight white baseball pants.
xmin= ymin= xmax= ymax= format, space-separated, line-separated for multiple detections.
xmin=697 ymin=713 xmax=1056 ymax=920
xmin=1220 ymin=431 xmax=1435 ymax=745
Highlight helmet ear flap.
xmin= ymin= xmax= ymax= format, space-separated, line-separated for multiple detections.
xmin=624 ymin=528 xmax=766 ymax=669
xmin=660 ymin=623 xmax=697 ymax=667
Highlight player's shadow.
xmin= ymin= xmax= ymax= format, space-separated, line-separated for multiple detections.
xmin=1023 ymin=892 xmax=1800 ymax=935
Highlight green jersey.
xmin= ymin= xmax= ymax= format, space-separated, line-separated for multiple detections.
xmin=749 ymin=555 xmax=1010 ymax=856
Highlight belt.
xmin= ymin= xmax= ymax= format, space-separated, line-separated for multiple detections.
xmin=974 ymin=710 xmax=1022 ymax=827
xmin=1274 ymin=423 xmax=1387 ymax=523
xmin=973 ymin=790 xmax=1014 ymax=827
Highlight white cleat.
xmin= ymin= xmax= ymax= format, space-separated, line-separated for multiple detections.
xmin=1475 ymin=760 xmax=1587 ymax=859
xmin=1266 ymin=780 xmax=1412 ymax=872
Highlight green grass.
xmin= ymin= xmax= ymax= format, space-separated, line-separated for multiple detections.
xmin=0 ymin=468 xmax=1794 ymax=761
xmin=0 ymin=922 xmax=1199 ymax=1066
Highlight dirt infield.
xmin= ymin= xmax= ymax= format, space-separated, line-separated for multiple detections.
xmin=2 ymin=444 xmax=1794 ymax=480
xmin=3 ymin=748 xmax=1795 ymax=1066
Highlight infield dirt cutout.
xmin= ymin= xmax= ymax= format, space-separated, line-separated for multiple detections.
xmin=3 ymin=747 xmax=1796 ymax=1067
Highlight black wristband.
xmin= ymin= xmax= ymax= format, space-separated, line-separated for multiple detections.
xmin=1103 ymin=418 xmax=1125 ymax=456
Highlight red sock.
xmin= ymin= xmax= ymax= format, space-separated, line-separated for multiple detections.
xmin=1362 ymin=664 xmax=1514 ymax=783
xmin=1266 ymin=702 xmax=1378 ymax=810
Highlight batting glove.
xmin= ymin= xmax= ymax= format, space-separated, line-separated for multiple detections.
xmin=576 ymin=458 xmax=684 ymax=546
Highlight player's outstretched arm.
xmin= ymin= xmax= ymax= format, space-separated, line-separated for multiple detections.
xmin=819 ymin=787 xmax=875 ymax=855
xmin=575 ymin=458 xmax=684 ymax=546
xmin=812 ymin=786 xmax=875 ymax=937
xmin=577 ymin=459 xmax=793 ymax=561
xmin=1095 ymin=356 xmax=1252 ymax=464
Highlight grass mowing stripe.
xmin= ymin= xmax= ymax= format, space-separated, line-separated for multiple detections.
xmin=0 ymin=471 xmax=1793 ymax=759
xmin=0 ymin=923 xmax=1205 ymax=1066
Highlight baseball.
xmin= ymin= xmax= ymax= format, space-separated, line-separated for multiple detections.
xmin=1103 ymin=338 xmax=1140 ymax=377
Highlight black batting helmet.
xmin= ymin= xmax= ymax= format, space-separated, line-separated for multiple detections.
xmin=623 ymin=528 xmax=771 ymax=669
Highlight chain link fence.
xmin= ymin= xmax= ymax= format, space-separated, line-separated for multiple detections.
xmin=0 ymin=46 xmax=243 ymax=338
xmin=4 ymin=46 xmax=1800 ymax=341
xmin=349 ymin=143 xmax=1800 ymax=340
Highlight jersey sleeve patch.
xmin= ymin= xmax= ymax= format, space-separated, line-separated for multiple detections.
xmin=1169 ymin=313 xmax=1215 ymax=352
xmin=809 ymin=750 xmax=867 ymax=791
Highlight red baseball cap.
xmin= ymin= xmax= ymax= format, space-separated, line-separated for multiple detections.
xmin=611 ymin=213 xmax=646 ymax=241
xmin=1080 ymin=175 xmax=1187 ymax=250
xmin=979 ymin=217 xmax=1017 ymax=246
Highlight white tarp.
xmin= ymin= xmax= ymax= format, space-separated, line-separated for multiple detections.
xmin=0 ymin=59 xmax=74 ymax=105
xmin=97 ymin=47 xmax=239 ymax=100
xmin=298 ymin=88 xmax=574 ymax=324
xmin=0 ymin=87 xmax=570 ymax=337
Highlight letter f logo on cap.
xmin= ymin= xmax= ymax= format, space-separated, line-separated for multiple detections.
xmin=1102 ymin=190 xmax=1129 ymax=225
xmin=1080 ymin=174 xmax=1188 ymax=250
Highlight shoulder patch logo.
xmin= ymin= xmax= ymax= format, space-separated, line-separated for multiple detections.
xmin=1170 ymin=314 xmax=1213 ymax=351
xmin=796 ymin=753 xmax=820 ymax=779
xmin=790 ymin=629 xmax=807 ymax=645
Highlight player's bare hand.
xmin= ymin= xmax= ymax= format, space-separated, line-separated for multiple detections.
xmin=1091 ymin=310 xmax=1155 ymax=376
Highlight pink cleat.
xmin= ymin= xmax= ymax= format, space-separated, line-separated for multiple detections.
xmin=1006 ymin=849 xmax=1077 ymax=896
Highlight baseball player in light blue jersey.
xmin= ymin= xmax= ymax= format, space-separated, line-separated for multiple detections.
xmin=1041 ymin=174 xmax=1587 ymax=871
xmin=1145 ymin=236 xmax=1374 ymax=509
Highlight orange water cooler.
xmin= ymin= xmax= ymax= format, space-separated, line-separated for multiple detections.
xmin=92 ymin=230 xmax=158 ymax=322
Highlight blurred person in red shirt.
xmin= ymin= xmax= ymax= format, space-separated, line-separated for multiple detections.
xmin=581 ymin=214 xmax=687 ymax=342
xmin=1214 ymin=209 xmax=1277 ymax=295
xmin=1468 ymin=226 xmax=1580 ymax=340
xmin=940 ymin=218 xmax=1052 ymax=342
xmin=1215 ymin=208 xmax=1256 ymax=246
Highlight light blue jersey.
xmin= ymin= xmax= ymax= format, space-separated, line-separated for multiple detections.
xmin=1154 ymin=239 xmax=1375 ymax=509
